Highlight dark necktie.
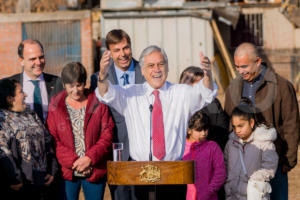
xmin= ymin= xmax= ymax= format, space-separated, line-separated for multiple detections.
xmin=152 ymin=90 xmax=165 ymax=160
xmin=120 ymin=73 xmax=129 ymax=86
xmin=30 ymin=80 xmax=44 ymax=122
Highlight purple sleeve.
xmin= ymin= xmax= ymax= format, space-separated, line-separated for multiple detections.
xmin=207 ymin=143 xmax=226 ymax=194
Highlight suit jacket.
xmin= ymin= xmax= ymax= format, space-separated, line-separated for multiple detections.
xmin=7 ymin=72 xmax=63 ymax=103
xmin=90 ymin=59 xmax=145 ymax=161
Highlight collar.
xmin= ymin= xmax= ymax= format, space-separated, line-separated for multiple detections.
xmin=261 ymin=64 xmax=277 ymax=83
xmin=233 ymin=64 xmax=277 ymax=94
xmin=238 ymin=64 xmax=276 ymax=84
xmin=114 ymin=59 xmax=135 ymax=79
xmin=191 ymin=140 xmax=207 ymax=149
xmin=23 ymin=71 xmax=45 ymax=82
xmin=144 ymin=81 xmax=169 ymax=97
xmin=230 ymin=131 xmax=254 ymax=145
xmin=249 ymin=65 xmax=266 ymax=84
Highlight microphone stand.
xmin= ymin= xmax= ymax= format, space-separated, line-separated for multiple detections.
xmin=149 ymin=104 xmax=153 ymax=161
xmin=149 ymin=104 xmax=155 ymax=200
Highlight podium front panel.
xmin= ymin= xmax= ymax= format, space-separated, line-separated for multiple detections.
xmin=107 ymin=161 xmax=194 ymax=185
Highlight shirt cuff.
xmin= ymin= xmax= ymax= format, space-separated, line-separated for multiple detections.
xmin=198 ymin=79 xmax=218 ymax=103
xmin=95 ymin=81 xmax=116 ymax=104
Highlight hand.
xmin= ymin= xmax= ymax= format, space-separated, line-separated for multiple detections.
xmin=72 ymin=156 xmax=92 ymax=173
xmin=10 ymin=183 xmax=23 ymax=191
xmin=199 ymin=52 xmax=213 ymax=90
xmin=44 ymin=174 xmax=54 ymax=186
xmin=82 ymin=167 xmax=93 ymax=176
xmin=99 ymin=50 xmax=111 ymax=79
xmin=282 ymin=164 xmax=292 ymax=173
xmin=199 ymin=52 xmax=212 ymax=77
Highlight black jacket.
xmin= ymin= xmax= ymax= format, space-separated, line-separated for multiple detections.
xmin=6 ymin=72 xmax=63 ymax=102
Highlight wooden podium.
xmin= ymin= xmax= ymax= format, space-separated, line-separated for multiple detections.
xmin=107 ymin=160 xmax=194 ymax=185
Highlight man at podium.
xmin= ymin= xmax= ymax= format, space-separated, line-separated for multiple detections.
xmin=95 ymin=45 xmax=217 ymax=199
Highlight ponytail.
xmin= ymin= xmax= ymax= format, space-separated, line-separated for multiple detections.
xmin=231 ymin=98 xmax=270 ymax=128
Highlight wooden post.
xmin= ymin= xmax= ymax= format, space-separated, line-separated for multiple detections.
xmin=210 ymin=19 xmax=236 ymax=80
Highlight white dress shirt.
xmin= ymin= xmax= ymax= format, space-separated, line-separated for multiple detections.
xmin=95 ymin=80 xmax=217 ymax=161
xmin=22 ymin=72 xmax=49 ymax=120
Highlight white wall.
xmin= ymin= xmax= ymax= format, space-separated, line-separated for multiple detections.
xmin=101 ymin=12 xmax=214 ymax=83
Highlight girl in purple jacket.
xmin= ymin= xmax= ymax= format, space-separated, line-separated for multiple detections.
xmin=183 ymin=111 xmax=226 ymax=200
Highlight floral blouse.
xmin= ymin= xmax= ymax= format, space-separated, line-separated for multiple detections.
xmin=0 ymin=108 xmax=57 ymax=185
xmin=66 ymin=102 xmax=86 ymax=157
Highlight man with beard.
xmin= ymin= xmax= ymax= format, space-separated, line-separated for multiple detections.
xmin=224 ymin=42 xmax=300 ymax=200
xmin=7 ymin=39 xmax=63 ymax=123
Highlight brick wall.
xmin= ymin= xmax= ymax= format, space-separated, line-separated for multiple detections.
xmin=264 ymin=50 xmax=300 ymax=92
xmin=81 ymin=16 xmax=93 ymax=87
xmin=266 ymin=52 xmax=293 ymax=81
xmin=0 ymin=22 xmax=22 ymax=79
xmin=0 ymin=14 xmax=93 ymax=82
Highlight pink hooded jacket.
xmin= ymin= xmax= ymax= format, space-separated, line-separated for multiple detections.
xmin=183 ymin=140 xmax=226 ymax=200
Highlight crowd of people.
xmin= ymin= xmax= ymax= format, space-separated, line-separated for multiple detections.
xmin=0 ymin=29 xmax=299 ymax=200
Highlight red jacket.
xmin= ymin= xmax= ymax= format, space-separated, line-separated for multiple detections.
xmin=46 ymin=90 xmax=114 ymax=182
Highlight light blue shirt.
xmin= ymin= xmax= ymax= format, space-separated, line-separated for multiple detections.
xmin=114 ymin=60 xmax=135 ymax=86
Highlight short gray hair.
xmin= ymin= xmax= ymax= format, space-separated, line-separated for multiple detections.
xmin=139 ymin=45 xmax=168 ymax=68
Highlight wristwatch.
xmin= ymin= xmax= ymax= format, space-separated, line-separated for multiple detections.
xmin=98 ymin=73 xmax=109 ymax=83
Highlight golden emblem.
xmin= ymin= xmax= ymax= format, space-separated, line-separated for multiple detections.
xmin=140 ymin=165 xmax=161 ymax=183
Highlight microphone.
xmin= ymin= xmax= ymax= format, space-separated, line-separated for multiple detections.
xmin=149 ymin=104 xmax=153 ymax=161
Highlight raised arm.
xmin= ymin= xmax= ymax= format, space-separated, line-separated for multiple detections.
xmin=98 ymin=50 xmax=112 ymax=96
xmin=199 ymin=52 xmax=213 ymax=90
xmin=187 ymin=52 xmax=216 ymax=114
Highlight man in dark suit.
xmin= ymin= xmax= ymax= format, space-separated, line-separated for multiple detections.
xmin=7 ymin=39 xmax=63 ymax=122
xmin=90 ymin=29 xmax=145 ymax=200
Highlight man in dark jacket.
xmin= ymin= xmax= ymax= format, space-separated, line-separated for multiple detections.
xmin=6 ymin=39 xmax=63 ymax=122
xmin=90 ymin=29 xmax=145 ymax=200
xmin=224 ymin=42 xmax=300 ymax=200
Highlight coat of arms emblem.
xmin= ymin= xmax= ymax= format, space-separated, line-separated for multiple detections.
xmin=140 ymin=165 xmax=161 ymax=183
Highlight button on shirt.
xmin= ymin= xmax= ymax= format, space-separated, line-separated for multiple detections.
xmin=95 ymin=80 xmax=217 ymax=161
xmin=23 ymin=72 xmax=49 ymax=120
xmin=114 ymin=60 xmax=135 ymax=86
xmin=242 ymin=66 xmax=266 ymax=105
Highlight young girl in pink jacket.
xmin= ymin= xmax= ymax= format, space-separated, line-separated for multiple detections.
xmin=183 ymin=111 xmax=226 ymax=200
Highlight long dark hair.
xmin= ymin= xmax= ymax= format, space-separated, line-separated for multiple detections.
xmin=231 ymin=98 xmax=270 ymax=128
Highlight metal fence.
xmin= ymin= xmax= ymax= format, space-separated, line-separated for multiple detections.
xmin=22 ymin=20 xmax=81 ymax=76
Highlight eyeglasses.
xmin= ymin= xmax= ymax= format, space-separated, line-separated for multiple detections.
xmin=234 ymin=59 xmax=259 ymax=69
